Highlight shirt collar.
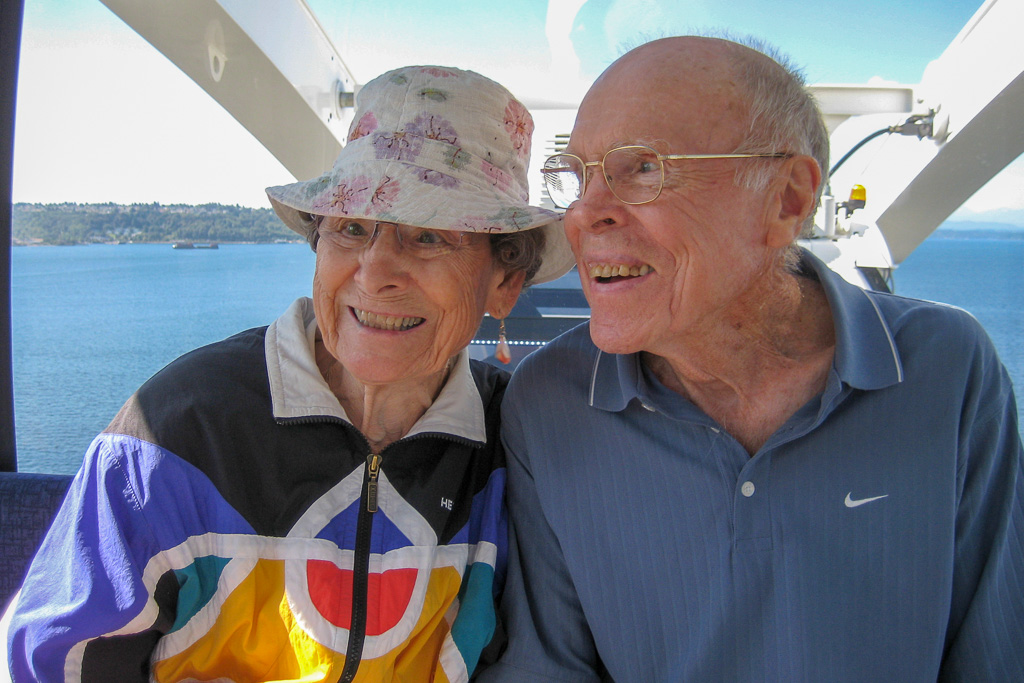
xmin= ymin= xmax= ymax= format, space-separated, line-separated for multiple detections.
xmin=589 ymin=248 xmax=903 ymax=412
xmin=265 ymin=297 xmax=487 ymax=444
xmin=803 ymin=249 xmax=903 ymax=389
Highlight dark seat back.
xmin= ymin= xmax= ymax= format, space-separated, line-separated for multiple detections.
xmin=0 ymin=472 xmax=73 ymax=609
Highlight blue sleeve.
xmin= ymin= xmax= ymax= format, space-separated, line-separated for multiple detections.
xmin=940 ymin=363 xmax=1024 ymax=680
xmin=475 ymin=394 xmax=603 ymax=683
xmin=4 ymin=437 xmax=168 ymax=682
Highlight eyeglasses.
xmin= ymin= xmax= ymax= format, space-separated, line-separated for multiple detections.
xmin=541 ymin=145 xmax=792 ymax=208
xmin=317 ymin=218 xmax=470 ymax=259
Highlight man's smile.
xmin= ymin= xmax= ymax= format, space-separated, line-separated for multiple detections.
xmin=588 ymin=262 xmax=653 ymax=283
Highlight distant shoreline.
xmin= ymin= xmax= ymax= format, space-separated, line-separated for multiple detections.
xmin=11 ymin=202 xmax=297 ymax=246
xmin=13 ymin=229 xmax=1024 ymax=247
xmin=930 ymin=227 xmax=1024 ymax=240
xmin=11 ymin=201 xmax=1024 ymax=246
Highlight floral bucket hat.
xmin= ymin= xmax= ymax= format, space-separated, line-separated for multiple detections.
xmin=266 ymin=65 xmax=575 ymax=284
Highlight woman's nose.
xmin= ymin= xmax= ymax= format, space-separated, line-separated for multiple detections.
xmin=355 ymin=227 xmax=409 ymax=289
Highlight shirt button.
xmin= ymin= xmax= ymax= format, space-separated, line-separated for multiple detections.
xmin=741 ymin=481 xmax=756 ymax=497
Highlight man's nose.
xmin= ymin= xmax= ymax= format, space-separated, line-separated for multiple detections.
xmin=569 ymin=167 xmax=626 ymax=233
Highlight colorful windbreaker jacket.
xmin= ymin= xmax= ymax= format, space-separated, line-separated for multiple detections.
xmin=2 ymin=298 xmax=508 ymax=683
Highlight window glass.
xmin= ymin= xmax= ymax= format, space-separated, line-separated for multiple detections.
xmin=10 ymin=0 xmax=1022 ymax=473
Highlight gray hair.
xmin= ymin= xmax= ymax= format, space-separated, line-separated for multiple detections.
xmin=723 ymin=37 xmax=830 ymax=236
xmin=307 ymin=214 xmax=546 ymax=284
xmin=306 ymin=214 xmax=323 ymax=250
xmin=489 ymin=228 xmax=546 ymax=286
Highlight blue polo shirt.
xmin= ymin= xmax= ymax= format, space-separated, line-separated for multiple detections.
xmin=480 ymin=251 xmax=1024 ymax=682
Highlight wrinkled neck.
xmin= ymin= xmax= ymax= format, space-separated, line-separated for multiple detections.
xmin=315 ymin=339 xmax=452 ymax=452
xmin=645 ymin=268 xmax=836 ymax=455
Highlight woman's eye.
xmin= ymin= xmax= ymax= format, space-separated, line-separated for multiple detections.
xmin=413 ymin=229 xmax=445 ymax=245
xmin=342 ymin=221 xmax=369 ymax=237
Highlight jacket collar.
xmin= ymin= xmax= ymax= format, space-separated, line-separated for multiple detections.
xmin=590 ymin=249 xmax=904 ymax=412
xmin=264 ymin=297 xmax=487 ymax=444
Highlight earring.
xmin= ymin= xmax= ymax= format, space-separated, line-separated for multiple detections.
xmin=496 ymin=318 xmax=511 ymax=364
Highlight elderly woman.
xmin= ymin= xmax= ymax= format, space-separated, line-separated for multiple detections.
xmin=4 ymin=66 xmax=573 ymax=683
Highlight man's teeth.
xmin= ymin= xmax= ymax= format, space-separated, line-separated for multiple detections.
xmin=589 ymin=263 xmax=651 ymax=279
xmin=355 ymin=309 xmax=424 ymax=331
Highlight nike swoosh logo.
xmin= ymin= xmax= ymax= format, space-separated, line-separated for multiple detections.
xmin=845 ymin=492 xmax=889 ymax=508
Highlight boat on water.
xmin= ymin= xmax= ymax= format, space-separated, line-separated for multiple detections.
xmin=171 ymin=241 xmax=219 ymax=249
xmin=2 ymin=0 xmax=1023 ymax=615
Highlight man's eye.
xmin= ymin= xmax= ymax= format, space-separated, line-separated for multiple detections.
xmin=637 ymin=161 xmax=658 ymax=174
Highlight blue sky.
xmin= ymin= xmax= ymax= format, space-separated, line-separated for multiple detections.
xmin=11 ymin=0 xmax=1023 ymax=225
xmin=305 ymin=0 xmax=982 ymax=85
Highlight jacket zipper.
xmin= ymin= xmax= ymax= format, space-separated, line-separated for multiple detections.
xmin=365 ymin=453 xmax=382 ymax=513
xmin=271 ymin=424 xmax=476 ymax=682
xmin=339 ymin=451 xmax=380 ymax=683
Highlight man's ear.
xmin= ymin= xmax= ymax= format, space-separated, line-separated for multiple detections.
xmin=764 ymin=155 xmax=821 ymax=248
xmin=486 ymin=267 xmax=527 ymax=320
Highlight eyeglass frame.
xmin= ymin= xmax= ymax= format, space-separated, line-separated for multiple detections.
xmin=315 ymin=216 xmax=474 ymax=258
xmin=541 ymin=145 xmax=793 ymax=207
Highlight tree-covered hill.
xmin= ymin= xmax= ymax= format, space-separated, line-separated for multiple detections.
xmin=12 ymin=202 xmax=299 ymax=245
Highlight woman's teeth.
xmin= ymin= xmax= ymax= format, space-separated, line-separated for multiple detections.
xmin=589 ymin=263 xmax=651 ymax=279
xmin=355 ymin=309 xmax=424 ymax=331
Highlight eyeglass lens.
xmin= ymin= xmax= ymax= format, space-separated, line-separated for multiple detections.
xmin=542 ymin=146 xmax=665 ymax=207
xmin=321 ymin=220 xmax=466 ymax=258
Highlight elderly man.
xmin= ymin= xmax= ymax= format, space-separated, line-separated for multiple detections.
xmin=480 ymin=37 xmax=1024 ymax=681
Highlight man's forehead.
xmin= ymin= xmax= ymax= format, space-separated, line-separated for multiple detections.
xmin=568 ymin=63 xmax=742 ymax=156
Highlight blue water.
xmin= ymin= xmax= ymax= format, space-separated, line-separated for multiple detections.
xmin=10 ymin=237 xmax=1024 ymax=474
xmin=12 ymin=244 xmax=316 ymax=473
xmin=893 ymin=237 xmax=1024 ymax=411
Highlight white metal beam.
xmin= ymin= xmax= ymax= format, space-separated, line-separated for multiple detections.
xmin=872 ymin=0 xmax=1024 ymax=263
xmin=808 ymin=85 xmax=915 ymax=134
xmin=98 ymin=0 xmax=355 ymax=182
xmin=879 ymin=69 xmax=1024 ymax=263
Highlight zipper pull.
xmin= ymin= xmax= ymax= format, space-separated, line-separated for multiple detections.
xmin=366 ymin=453 xmax=382 ymax=513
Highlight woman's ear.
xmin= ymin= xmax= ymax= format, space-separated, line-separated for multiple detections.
xmin=765 ymin=154 xmax=821 ymax=248
xmin=486 ymin=268 xmax=527 ymax=320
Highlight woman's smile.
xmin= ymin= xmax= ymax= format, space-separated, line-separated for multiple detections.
xmin=351 ymin=307 xmax=425 ymax=331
